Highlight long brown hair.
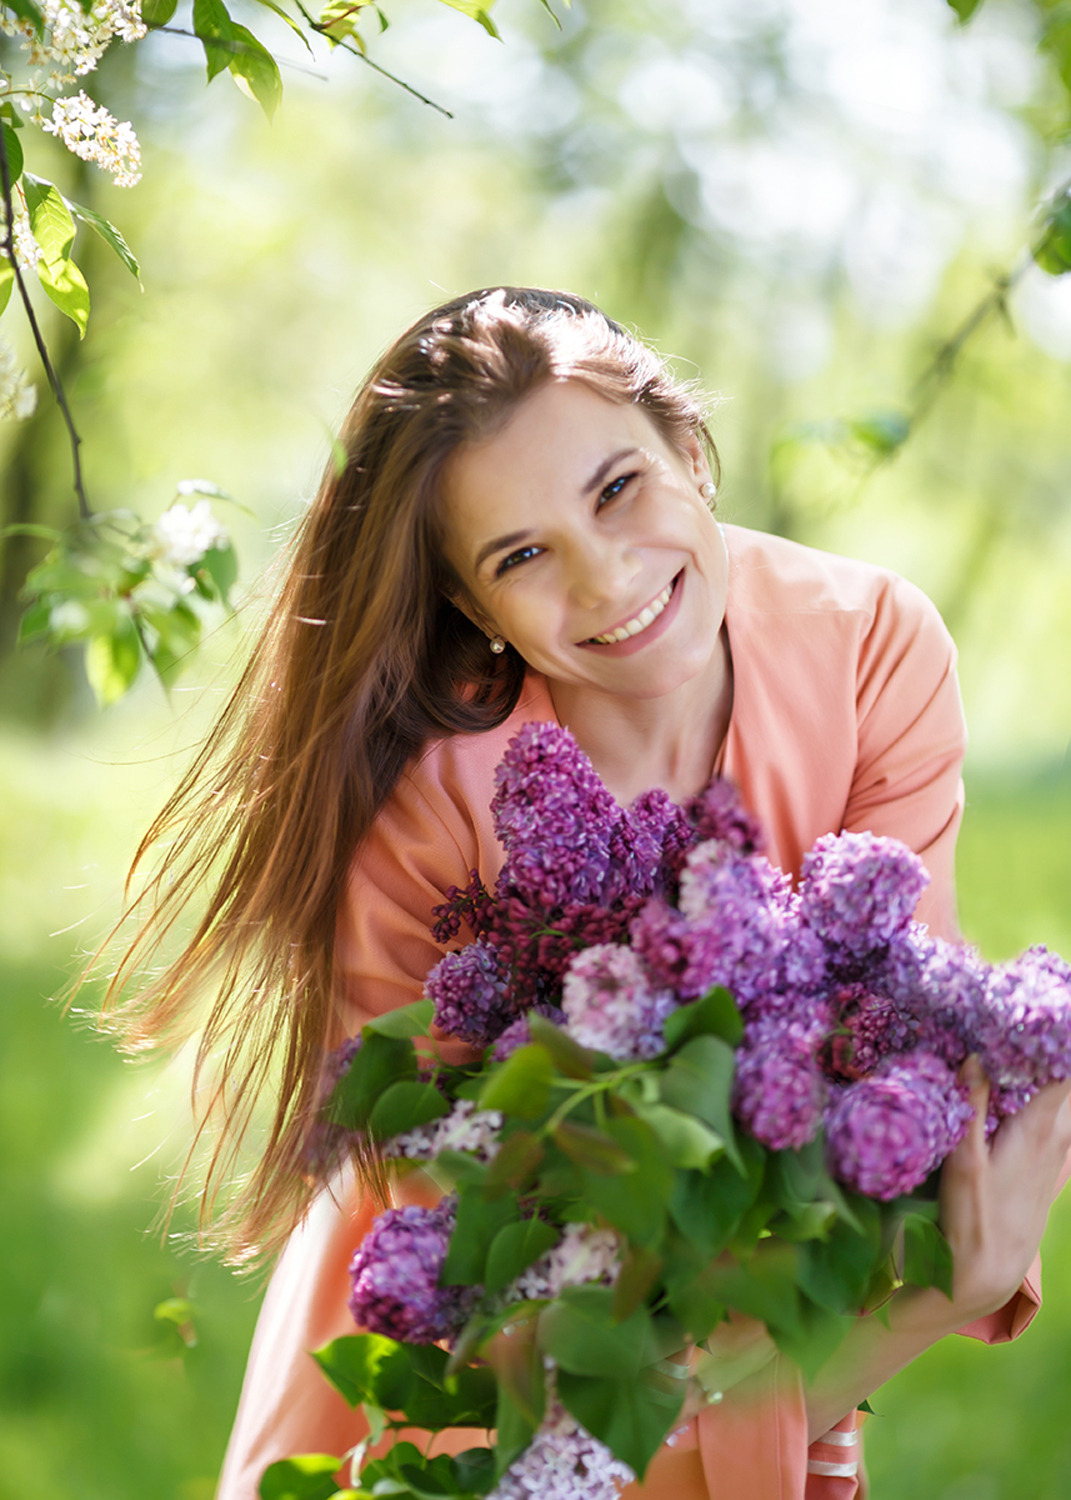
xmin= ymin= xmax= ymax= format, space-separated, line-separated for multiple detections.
xmin=103 ymin=286 xmax=718 ymax=1261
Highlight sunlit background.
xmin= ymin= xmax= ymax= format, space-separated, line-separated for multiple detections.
xmin=1 ymin=0 xmax=1070 ymax=1493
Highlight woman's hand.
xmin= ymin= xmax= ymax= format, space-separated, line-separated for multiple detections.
xmin=929 ymin=1057 xmax=1071 ymax=1332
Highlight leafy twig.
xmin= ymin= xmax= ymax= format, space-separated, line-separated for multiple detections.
xmin=288 ymin=0 xmax=454 ymax=117
xmin=0 ymin=123 xmax=91 ymax=520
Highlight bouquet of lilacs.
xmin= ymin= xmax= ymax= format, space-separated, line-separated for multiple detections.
xmin=261 ymin=723 xmax=1071 ymax=1500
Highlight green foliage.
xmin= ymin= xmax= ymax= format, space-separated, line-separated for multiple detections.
xmin=258 ymin=1454 xmax=347 ymax=1500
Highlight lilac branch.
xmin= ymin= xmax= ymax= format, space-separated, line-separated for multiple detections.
xmin=0 ymin=125 xmax=91 ymax=520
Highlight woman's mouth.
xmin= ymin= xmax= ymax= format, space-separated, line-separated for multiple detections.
xmin=581 ymin=572 xmax=682 ymax=649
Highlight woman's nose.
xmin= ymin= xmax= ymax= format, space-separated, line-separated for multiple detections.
xmin=565 ymin=531 xmax=642 ymax=610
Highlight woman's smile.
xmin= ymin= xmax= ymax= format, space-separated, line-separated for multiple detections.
xmin=580 ymin=571 xmax=683 ymax=651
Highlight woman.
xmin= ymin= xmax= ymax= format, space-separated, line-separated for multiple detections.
xmin=110 ymin=288 xmax=1071 ymax=1499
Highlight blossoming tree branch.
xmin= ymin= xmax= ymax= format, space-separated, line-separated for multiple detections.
xmin=1 ymin=0 xmax=1071 ymax=705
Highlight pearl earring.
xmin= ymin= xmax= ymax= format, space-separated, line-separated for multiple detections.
xmin=700 ymin=481 xmax=717 ymax=502
xmin=489 ymin=635 xmax=506 ymax=654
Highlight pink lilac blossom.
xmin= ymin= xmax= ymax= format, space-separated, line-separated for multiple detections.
xmin=824 ymin=1051 xmax=974 ymax=1200
xmin=486 ymin=1394 xmax=634 ymax=1500
xmin=733 ymin=1015 xmax=828 ymax=1150
xmin=561 ymin=945 xmax=678 ymax=1061
xmin=799 ymin=832 xmax=929 ymax=957
xmin=347 ymin=1197 xmax=478 ymax=1344
xmin=425 ymin=941 xmax=511 ymax=1047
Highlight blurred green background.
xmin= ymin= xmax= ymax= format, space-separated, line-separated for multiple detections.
xmin=1 ymin=0 xmax=1070 ymax=1494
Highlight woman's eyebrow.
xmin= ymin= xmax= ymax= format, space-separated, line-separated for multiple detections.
xmin=472 ymin=448 xmax=641 ymax=573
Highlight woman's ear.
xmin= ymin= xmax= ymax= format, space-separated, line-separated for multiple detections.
xmin=448 ymin=588 xmax=497 ymax=642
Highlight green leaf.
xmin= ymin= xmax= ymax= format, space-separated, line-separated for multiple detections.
xmin=556 ymin=1367 xmax=685 ymax=1478
xmin=527 ymin=1012 xmax=592 ymax=1079
xmin=365 ymin=998 xmax=434 ymax=1039
xmin=493 ymin=1374 xmax=539 ymax=1475
xmin=484 ymin=1217 xmax=559 ymax=1295
xmin=0 ymin=259 xmax=13 ymax=317
xmin=18 ymin=598 xmax=54 ymax=646
xmin=657 ymin=1034 xmax=741 ymax=1171
xmin=312 ymin=1333 xmax=396 ymax=1407
xmin=1034 ymin=196 xmax=1071 ymax=277
xmin=701 ymin=1241 xmax=803 ymax=1342
xmin=1 ymin=0 xmax=43 ymax=31
xmin=579 ymin=1115 xmax=673 ymax=1246
xmin=440 ymin=1184 xmax=519 ymax=1286
xmin=23 ymin=174 xmax=75 ymax=263
xmin=633 ymin=1101 xmax=725 ymax=1169
xmin=482 ymin=1127 xmax=544 ymax=1195
xmin=228 ymin=21 xmax=283 ymax=119
xmin=258 ymin=1454 xmax=344 ymax=1500
xmin=478 ymin=1044 xmax=553 ymax=1119
xmin=946 ymin=0 xmax=982 ymax=18
xmin=326 ymin=1030 xmax=417 ymax=1130
xmin=193 ymin=0 xmax=239 ymax=79
xmin=252 ymin=0 xmax=315 ymax=50
xmin=85 ymin=611 xmax=141 ymax=705
xmin=662 ymin=986 xmax=743 ymax=1051
xmin=142 ymin=0 xmax=178 ymax=22
xmin=847 ymin=411 xmax=910 ymax=457
xmin=1 ymin=122 xmax=24 ymax=183
xmin=901 ymin=1212 xmax=954 ymax=1298
xmin=436 ymin=0 xmax=500 ymax=39
xmin=552 ymin=1120 xmax=636 ymax=1175
xmin=36 ymin=251 xmax=90 ymax=337
xmin=539 ymin=1284 xmax=652 ymax=1380
xmin=367 ymin=1079 xmax=450 ymax=1141
xmin=451 ymin=1449 xmax=496 ymax=1496
xmin=610 ymin=1243 xmax=663 ymax=1323
xmin=796 ymin=1199 xmax=882 ymax=1315
xmin=65 ymin=197 xmax=141 ymax=281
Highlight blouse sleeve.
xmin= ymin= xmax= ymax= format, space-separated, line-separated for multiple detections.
xmin=843 ymin=572 xmax=967 ymax=944
xmin=215 ymin=774 xmax=483 ymax=1499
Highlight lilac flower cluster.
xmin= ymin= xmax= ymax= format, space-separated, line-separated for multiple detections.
xmin=347 ymin=1196 xmax=478 ymax=1344
xmin=506 ymin=1223 xmax=622 ymax=1303
xmin=486 ymin=1392 xmax=635 ymax=1500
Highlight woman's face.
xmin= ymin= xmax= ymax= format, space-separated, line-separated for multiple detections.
xmin=440 ymin=378 xmax=729 ymax=703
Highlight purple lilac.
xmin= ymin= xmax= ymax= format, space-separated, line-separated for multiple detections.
xmin=824 ymin=984 xmax=919 ymax=1082
xmin=561 ymin=945 xmax=678 ymax=1061
xmin=732 ymin=1015 xmax=828 ymax=1150
xmin=492 ymin=1004 xmax=567 ymax=1061
xmin=347 ymin=1197 xmax=478 ymax=1344
xmin=878 ymin=930 xmax=986 ymax=1068
xmin=799 ymin=832 xmax=929 ymax=957
xmin=975 ymin=947 xmax=1071 ymax=1093
xmin=685 ymin=778 xmax=766 ymax=856
xmin=825 ymin=1051 xmax=974 ymax=1200
xmin=603 ymin=788 xmax=682 ymax=904
xmin=425 ymin=940 xmax=512 ymax=1047
xmin=492 ymin=722 xmax=619 ymax=909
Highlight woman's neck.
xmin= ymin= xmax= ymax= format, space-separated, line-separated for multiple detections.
xmin=545 ymin=625 xmax=734 ymax=805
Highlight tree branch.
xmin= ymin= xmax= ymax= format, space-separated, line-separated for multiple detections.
xmin=0 ymin=126 xmax=91 ymax=520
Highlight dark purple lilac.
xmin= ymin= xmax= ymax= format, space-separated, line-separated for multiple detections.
xmin=425 ymin=941 xmax=512 ymax=1047
xmin=684 ymin=778 xmax=766 ymax=856
xmin=824 ymin=984 xmax=919 ymax=1082
xmin=492 ymin=722 xmax=619 ymax=909
xmin=799 ymin=832 xmax=929 ymax=957
xmin=347 ymin=1197 xmax=479 ymax=1344
xmin=432 ymin=870 xmax=496 ymax=944
xmin=732 ymin=1015 xmax=828 ymax=1150
xmin=825 ymin=1051 xmax=974 ymax=1200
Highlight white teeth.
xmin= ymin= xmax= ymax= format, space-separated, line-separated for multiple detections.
xmin=589 ymin=581 xmax=674 ymax=645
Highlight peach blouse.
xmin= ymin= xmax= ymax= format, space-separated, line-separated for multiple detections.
xmin=216 ymin=526 xmax=1040 ymax=1500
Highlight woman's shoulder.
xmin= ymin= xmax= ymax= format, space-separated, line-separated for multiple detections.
xmin=722 ymin=523 xmax=939 ymax=630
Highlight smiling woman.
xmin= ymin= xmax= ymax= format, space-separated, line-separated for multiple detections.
xmin=102 ymin=287 xmax=1071 ymax=1500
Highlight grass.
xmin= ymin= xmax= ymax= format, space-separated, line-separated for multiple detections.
xmin=0 ymin=724 xmax=1068 ymax=1499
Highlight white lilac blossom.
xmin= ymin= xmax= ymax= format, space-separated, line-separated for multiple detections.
xmin=561 ymin=944 xmax=677 ymax=1061
xmin=2 ymin=0 xmax=145 ymax=86
xmin=43 ymin=91 xmax=142 ymax=186
xmin=152 ymin=499 xmax=229 ymax=569
xmin=506 ymin=1223 xmax=622 ymax=1303
xmin=486 ymin=1394 xmax=634 ymax=1500
xmin=0 ymin=200 xmax=42 ymax=272
xmin=386 ymin=1099 xmax=503 ymax=1164
xmin=0 ymin=339 xmax=37 ymax=422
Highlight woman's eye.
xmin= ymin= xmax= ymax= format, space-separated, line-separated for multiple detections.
xmin=598 ymin=473 xmax=633 ymax=507
xmin=496 ymin=544 xmax=541 ymax=577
